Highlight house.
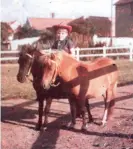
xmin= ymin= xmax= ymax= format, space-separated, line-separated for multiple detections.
xmin=115 ymin=0 xmax=133 ymax=37
xmin=1 ymin=21 xmax=21 ymax=50
xmin=20 ymin=17 xmax=111 ymax=47
xmin=69 ymin=16 xmax=111 ymax=37
xmin=25 ymin=17 xmax=73 ymax=30
xmin=87 ymin=16 xmax=111 ymax=37
xmin=8 ymin=21 xmax=21 ymax=33
xmin=1 ymin=22 xmax=13 ymax=50
xmin=7 ymin=21 xmax=21 ymax=40
xmin=69 ymin=16 xmax=111 ymax=47
xmin=14 ymin=17 xmax=74 ymax=39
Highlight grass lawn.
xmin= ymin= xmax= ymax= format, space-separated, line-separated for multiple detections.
xmin=1 ymin=60 xmax=133 ymax=100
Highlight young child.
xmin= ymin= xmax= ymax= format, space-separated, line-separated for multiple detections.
xmin=52 ymin=24 xmax=75 ymax=54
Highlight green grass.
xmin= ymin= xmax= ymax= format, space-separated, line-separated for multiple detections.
xmin=116 ymin=60 xmax=133 ymax=84
xmin=1 ymin=60 xmax=133 ymax=100
xmin=1 ymin=64 xmax=36 ymax=100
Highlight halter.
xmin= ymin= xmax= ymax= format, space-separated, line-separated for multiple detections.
xmin=25 ymin=53 xmax=34 ymax=82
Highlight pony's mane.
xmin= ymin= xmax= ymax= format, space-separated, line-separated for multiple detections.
xmin=33 ymin=31 xmax=55 ymax=50
xmin=18 ymin=44 xmax=37 ymax=55
xmin=50 ymin=51 xmax=77 ymax=64
xmin=18 ymin=32 xmax=55 ymax=55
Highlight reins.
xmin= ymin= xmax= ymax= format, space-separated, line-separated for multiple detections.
xmin=50 ymin=60 xmax=60 ymax=87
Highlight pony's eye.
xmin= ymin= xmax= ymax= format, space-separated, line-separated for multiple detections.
xmin=19 ymin=53 xmax=22 ymax=57
xmin=47 ymin=63 xmax=53 ymax=70
xmin=48 ymin=64 xmax=52 ymax=70
xmin=18 ymin=59 xmax=20 ymax=64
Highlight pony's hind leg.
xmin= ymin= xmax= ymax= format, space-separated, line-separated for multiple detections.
xmin=102 ymin=94 xmax=107 ymax=108
xmin=43 ymin=97 xmax=52 ymax=127
xmin=107 ymin=82 xmax=117 ymax=119
xmin=102 ymin=90 xmax=110 ymax=126
xmin=102 ymin=83 xmax=116 ymax=126
xmin=101 ymin=93 xmax=107 ymax=125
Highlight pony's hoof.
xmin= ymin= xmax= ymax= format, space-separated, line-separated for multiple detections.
xmin=101 ymin=121 xmax=107 ymax=127
xmin=35 ymin=124 xmax=42 ymax=131
xmin=76 ymin=113 xmax=82 ymax=118
xmin=81 ymin=124 xmax=88 ymax=131
xmin=67 ymin=122 xmax=75 ymax=129
xmin=88 ymin=117 xmax=93 ymax=123
xmin=43 ymin=122 xmax=48 ymax=128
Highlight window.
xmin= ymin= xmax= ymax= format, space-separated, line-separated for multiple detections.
xmin=130 ymin=2 xmax=133 ymax=15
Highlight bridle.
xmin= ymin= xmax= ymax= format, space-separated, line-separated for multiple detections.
xmin=25 ymin=53 xmax=34 ymax=82
xmin=25 ymin=52 xmax=60 ymax=87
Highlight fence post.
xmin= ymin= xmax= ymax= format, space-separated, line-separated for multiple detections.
xmin=49 ymin=48 xmax=52 ymax=54
xmin=76 ymin=47 xmax=80 ymax=61
xmin=103 ymin=46 xmax=106 ymax=57
xmin=71 ymin=48 xmax=75 ymax=58
xmin=129 ymin=45 xmax=133 ymax=61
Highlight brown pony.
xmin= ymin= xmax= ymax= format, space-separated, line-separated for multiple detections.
xmin=17 ymin=43 xmax=93 ymax=130
xmin=41 ymin=51 xmax=118 ymax=130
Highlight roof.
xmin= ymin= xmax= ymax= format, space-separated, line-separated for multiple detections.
xmin=88 ymin=16 xmax=111 ymax=21
xmin=8 ymin=21 xmax=21 ymax=32
xmin=1 ymin=22 xmax=14 ymax=33
xmin=69 ymin=16 xmax=111 ymax=36
xmin=28 ymin=18 xmax=73 ymax=30
xmin=115 ymin=0 xmax=133 ymax=5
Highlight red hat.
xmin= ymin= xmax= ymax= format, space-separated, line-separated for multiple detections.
xmin=53 ymin=24 xmax=72 ymax=33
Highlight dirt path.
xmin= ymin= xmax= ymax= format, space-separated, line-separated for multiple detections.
xmin=1 ymin=85 xmax=133 ymax=149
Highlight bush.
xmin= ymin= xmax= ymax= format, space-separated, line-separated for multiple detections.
xmin=1 ymin=22 xmax=13 ymax=42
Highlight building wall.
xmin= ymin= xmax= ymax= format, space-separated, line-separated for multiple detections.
xmin=115 ymin=2 xmax=133 ymax=37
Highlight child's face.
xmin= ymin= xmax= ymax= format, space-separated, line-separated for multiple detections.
xmin=56 ymin=29 xmax=68 ymax=41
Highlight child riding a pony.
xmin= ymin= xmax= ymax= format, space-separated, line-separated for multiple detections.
xmin=52 ymin=23 xmax=75 ymax=54
xmin=51 ymin=23 xmax=83 ymax=118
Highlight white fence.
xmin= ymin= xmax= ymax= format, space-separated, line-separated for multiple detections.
xmin=74 ymin=46 xmax=133 ymax=61
xmin=10 ymin=37 xmax=40 ymax=50
xmin=1 ymin=46 xmax=133 ymax=62
xmin=92 ymin=35 xmax=133 ymax=47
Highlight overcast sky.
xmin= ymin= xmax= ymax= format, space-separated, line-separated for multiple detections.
xmin=1 ymin=0 xmax=118 ymax=24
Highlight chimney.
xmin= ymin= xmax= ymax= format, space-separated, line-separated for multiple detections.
xmin=51 ymin=13 xmax=55 ymax=18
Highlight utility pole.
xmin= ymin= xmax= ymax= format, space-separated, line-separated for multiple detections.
xmin=110 ymin=0 xmax=113 ymax=46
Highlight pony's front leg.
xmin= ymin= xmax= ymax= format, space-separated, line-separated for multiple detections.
xmin=78 ymin=99 xmax=88 ymax=131
xmin=67 ymin=98 xmax=76 ymax=129
xmin=85 ymin=99 xmax=93 ymax=123
xmin=43 ymin=97 xmax=52 ymax=127
xmin=81 ymin=107 xmax=88 ymax=131
xmin=36 ymin=100 xmax=44 ymax=130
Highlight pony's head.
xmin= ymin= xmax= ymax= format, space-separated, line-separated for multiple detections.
xmin=17 ymin=44 xmax=38 ymax=83
xmin=17 ymin=33 xmax=55 ymax=83
xmin=41 ymin=52 xmax=62 ymax=89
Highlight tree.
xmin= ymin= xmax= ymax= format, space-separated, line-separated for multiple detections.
xmin=14 ymin=27 xmax=40 ymax=39
xmin=1 ymin=22 xmax=13 ymax=42
xmin=68 ymin=16 xmax=111 ymax=47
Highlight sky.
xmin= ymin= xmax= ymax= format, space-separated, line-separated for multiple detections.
xmin=1 ymin=0 xmax=118 ymax=24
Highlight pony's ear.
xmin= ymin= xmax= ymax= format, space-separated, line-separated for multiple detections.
xmin=18 ymin=45 xmax=22 ymax=51
xmin=32 ymin=43 xmax=37 ymax=48
xmin=39 ymin=50 xmax=46 ymax=55
xmin=50 ymin=53 xmax=56 ymax=60
xmin=51 ymin=52 xmax=61 ymax=66
xmin=27 ymin=43 xmax=31 ymax=48
xmin=34 ymin=50 xmax=46 ymax=56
